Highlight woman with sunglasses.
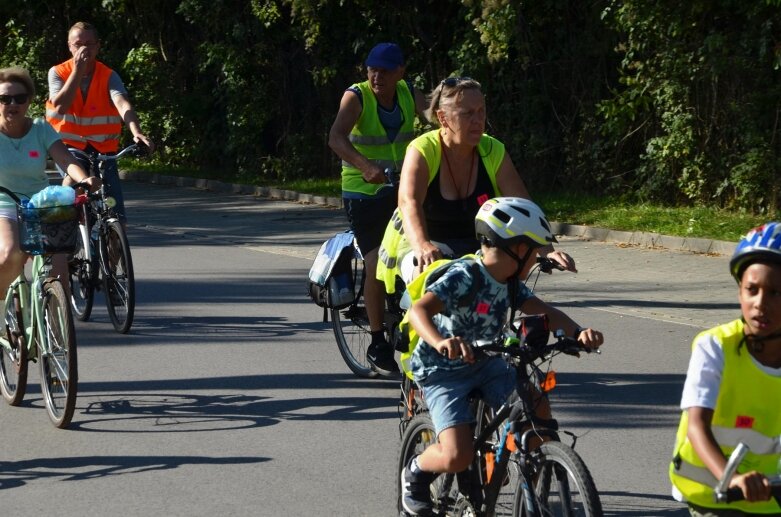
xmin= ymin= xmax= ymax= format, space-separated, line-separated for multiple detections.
xmin=0 ymin=66 xmax=99 ymax=304
xmin=377 ymin=77 xmax=575 ymax=291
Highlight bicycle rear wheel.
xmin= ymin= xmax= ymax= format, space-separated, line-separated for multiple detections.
xmin=330 ymin=256 xmax=377 ymax=378
xmin=101 ymin=220 xmax=135 ymax=334
xmin=68 ymin=220 xmax=96 ymax=321
xmin=0 ymin=292 xmax=28 ymax=405
xmin=39 ymin=279 xmax=78 ymax=428
xmin=515 ymin=441 xmax=602 ymax=516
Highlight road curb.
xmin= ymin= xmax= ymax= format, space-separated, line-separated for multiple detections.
xmin=120 ymin=170 xmax=737 ymax=256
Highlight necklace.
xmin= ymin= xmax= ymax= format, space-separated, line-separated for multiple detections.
xmin=440 ymin=132 xmax=476 ymax=207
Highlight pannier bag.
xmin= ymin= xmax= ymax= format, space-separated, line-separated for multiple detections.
xmin=307 ymin=231 xmax=360 ymax=310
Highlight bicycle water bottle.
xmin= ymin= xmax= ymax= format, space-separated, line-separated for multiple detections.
xmin=20 ymin=200 xmax=44 ymax=255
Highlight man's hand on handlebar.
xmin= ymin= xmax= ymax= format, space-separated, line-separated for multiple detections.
xmin=362 ymin=164 xmax=386 ymax=184
xmin=133 ymin=134 xmax=155 ymax=154
xmin=729 ymin=471 xmax=772 ymax=503
xmin=545 ymin=249 xmax=577 ymax=273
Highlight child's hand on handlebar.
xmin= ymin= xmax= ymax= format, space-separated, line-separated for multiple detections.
xmin=435 ymin=336 xmax=475 ymax=363
xmin=729 ymin=471 xmax=772 ymax=502
xmin=575 ymin=327 xmax=604 ymax=351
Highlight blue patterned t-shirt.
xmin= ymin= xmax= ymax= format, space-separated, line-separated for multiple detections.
xmin=409 ymin=258 xmax=533 ymax=382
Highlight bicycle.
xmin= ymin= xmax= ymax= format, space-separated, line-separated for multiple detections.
xmin=713 ymin=442 xmax=781 ymax=507
xmin=0 ymin=185 xmax=84 ymax=428
xmin=330 ymin=233 xmax=408 ymax=378
xmin=330 ymin=169 xmax=405 ymax=378
xmin=66 ymin=143 xmax=147 ymax=333
xmin=396 ymin=324 xmax=602 ymax=516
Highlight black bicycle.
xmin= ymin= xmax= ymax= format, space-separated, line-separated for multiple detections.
xmin=66 ymin=143 xmax=147 ymax=333
xmin=397 ymin=319 xmax=603 ymax=516
xmin=330 ymin=236 xmax=408 ymax=378
xmin=330 ymin=169 xmax=404 ymax=378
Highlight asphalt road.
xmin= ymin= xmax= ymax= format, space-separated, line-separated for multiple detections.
xmin=0 ymin=181 xmax=739 ymax=516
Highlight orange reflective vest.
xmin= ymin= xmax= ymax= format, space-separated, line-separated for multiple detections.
xmin=45 ymin=60 xmax=122 ymax=153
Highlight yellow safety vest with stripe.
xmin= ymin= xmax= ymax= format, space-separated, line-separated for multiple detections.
xmin=398 ymin=255 xmax=478 ymax=379
xmin=45 ymin=60 xmax=122 ymax=153
xmin=376 ymin=130 xmax=505 ymax=293
xmin=669 ymin=319 xmax=781 ymax=514
xmin=341 ymin=80 xmax=416 ymax=196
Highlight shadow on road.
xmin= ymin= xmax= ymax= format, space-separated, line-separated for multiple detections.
xmin=544 ymin=371 xmax=686 ymax=429
xmin=62 ymin=372 xmax=399 ymax=433
xmin=601 ymin=490 xmax=689 ymax=516
xmin=0 ymin=454 xmax=267 ymax=490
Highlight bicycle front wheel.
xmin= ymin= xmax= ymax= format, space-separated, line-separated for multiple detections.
xmin=0 ymin=292 xmax=28 ymax=405
xmin=68 ymin=220 xmax=96 ymax=321
xmin=39 ymin=279 xmax=78 ymax=428
xmin=397 ymin=413 xmax=439 ymax=514
xmin=101 ymin=220 xmax=135 ymax=334
xmin=515 ymin=440 xmax=602 ymax=517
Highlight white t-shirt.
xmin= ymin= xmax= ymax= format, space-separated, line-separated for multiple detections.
xmin=0 ymin=118 xmax=60 ymax=210
xmin=680 ymin=331 xmax=781 ymax=410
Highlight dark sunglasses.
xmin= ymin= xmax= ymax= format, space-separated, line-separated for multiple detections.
xmin=440 ymin=76 xmax=473 ymax=88
xmin=0 ymin=93 xmax=29 ymax=105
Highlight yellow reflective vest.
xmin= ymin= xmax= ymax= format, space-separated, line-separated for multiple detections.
xmin=376 ymin=130 xmax=505 ymax=293
xmin=341 ymin=80 xmax=415 ymax=196
xmin=670 ymin=319 xmax=781 ymax=514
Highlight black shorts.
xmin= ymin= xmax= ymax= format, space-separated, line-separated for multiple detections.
xmin=344 ymin=195 xmax=397 ymax=255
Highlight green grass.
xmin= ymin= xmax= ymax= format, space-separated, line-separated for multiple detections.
xmin=123 ymin=162 xmax=767 ymax=242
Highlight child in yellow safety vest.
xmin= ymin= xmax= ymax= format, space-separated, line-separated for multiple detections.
xmin=670 ymin=222 xmax=781 ymax=516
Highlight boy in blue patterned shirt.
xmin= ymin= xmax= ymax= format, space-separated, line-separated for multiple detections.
xmin=401 ymin=198 xmax=604 ymax=516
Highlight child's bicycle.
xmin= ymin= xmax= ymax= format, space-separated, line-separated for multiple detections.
xmin=66 ymin=143 xmax=147 ymax=334
xmin=0 ymin=185 xmax=85 ymax=428
xmin=396 ymin=324 xmax=603 ymax=516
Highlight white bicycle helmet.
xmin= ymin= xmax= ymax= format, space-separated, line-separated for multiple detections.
xmin=475 ymin=197 xmax=557 ymax=249
xmin=729 ymin=222 xmax=781 ymax=282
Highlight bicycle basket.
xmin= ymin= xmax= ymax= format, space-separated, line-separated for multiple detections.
xmin=16 ymin=204 xmax=79 ymax=255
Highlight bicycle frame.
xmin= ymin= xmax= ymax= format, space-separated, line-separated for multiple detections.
xmin=1 ymin=256 xmax=55 ymax=360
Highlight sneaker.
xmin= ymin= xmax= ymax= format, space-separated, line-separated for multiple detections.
xmin=400 ymin=456 xmax=435 ymax=516
xmin=367 ymin=340 xmax=400 ymax=377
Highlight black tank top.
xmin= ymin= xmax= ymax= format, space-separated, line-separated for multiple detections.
xmin=422 ymin=157 xmax=495 ymax=253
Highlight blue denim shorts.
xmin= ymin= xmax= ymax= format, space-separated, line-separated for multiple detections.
xmin=420 ymin=356 xmax=516 ymax=436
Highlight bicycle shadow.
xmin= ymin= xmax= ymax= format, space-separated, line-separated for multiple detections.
xmin=0 ymin=454 xmax=267 ymax=490
xmin=57 ymin=371 xmax=399 ymax=432
xmin=600 ymin=490 xmax=689 ymax=516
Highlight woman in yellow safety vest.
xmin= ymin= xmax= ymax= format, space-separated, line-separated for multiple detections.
xmin=376 ymin=77 xmax=574 ymax=293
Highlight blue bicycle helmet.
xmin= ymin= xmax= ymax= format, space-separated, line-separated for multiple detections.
xmin=729 ymin=222 xmax=781 ymax=282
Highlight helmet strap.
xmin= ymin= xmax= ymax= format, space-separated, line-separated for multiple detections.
xmin=501 ymin=244 xmax=536 ymax=326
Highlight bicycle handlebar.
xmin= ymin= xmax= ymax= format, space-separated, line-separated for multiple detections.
xmin=536 ymin=256 xmax=566 ymax=273
xmin=474 ymin=331 xmax=596 ymax=363
xmin=715 ymin=442 xmax=781 ymax=504
xmin=70 ymin=142 xmax=150 ymax=163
